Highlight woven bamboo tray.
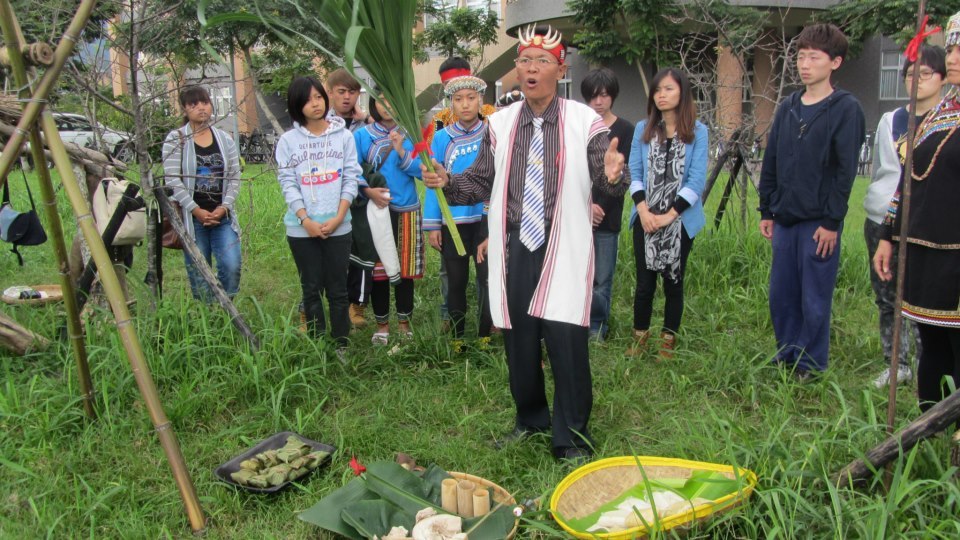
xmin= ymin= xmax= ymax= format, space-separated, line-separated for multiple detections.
xmin=448 ymin=471 xmax=519 ymax=540
xmin=550 ymin=456 xmax=757 ymax=539
xmin=1 ymin=284 xmax=63 ymax=306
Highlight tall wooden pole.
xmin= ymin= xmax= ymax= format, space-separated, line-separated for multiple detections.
xmin=884 ymin=0 xmax=928 ymax=491
xmin=1 ymin=0 xmax=207 ymax=532
xmin=0 ymin=0 xmax=95 ymax=419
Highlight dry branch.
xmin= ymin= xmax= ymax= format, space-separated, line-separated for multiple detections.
xmin=0 ymin=311 xmax=51 ymax=355
xmin=833 ymin=390 xmax=960 ymax=487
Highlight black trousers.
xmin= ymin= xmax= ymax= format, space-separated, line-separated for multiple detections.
xmin=632 ymin=224 xmax=693 ymax=334
xmin=916 ymin=324 xmax=960 ymax=412
xmin=442 ymin=221 xmax=492 ymax=338
xmin=347 ymin=264 xmax=372 ymax=305
xmin=372 ymin=211 xmax=415 ymax=324
xmin=287 ymin=233 xmax=352 ymax=347
xmin=503 ymin=231 xmax=593 ymax=454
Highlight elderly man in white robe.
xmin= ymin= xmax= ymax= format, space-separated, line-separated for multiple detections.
xmin=423 ymin=25 xmax=628 ymax=463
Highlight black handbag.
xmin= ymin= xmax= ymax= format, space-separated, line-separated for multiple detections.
xmin=0 ymin=173 xmax=48 ymax=266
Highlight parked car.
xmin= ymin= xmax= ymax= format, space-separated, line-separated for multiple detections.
xmin=52 ymin=112 xmax=135 ymax=163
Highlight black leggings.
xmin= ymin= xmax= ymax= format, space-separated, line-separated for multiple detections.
xmin=916 ymin=324 xmax=960 ymax=412
xmin=632 ymin=224 xmax=693 ymax=334
xmin=442 ymin=222 xmax=492 ymax=338
xmin=287 ymin=233 xmax=351 ymax=347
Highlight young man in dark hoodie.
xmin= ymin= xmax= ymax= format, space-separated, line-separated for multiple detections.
xmin=758 ymin=24 xmax=865 ymax=381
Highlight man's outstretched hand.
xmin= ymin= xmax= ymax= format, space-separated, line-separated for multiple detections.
xmin=421 ymin=159 xmax=449 ymax=189
xmin=605 ymin=137 xmax=626 ymax=183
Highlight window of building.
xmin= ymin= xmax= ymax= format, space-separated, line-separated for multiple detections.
xmin=424 ymin=0 xmax=456 ymax=28
xmin=209 ymin=86 xmax=233 ymax=119
xmin=880 ymin=50 xmax=907 ymax=100
xmin=465 ymin=0 xmax=500 ymax=18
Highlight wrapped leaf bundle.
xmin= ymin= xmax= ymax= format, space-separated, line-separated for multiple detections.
xmin=247 ymin=475 xmax=269 ymax=489
xmin=268 ymin=464 xmax=293 ymax=486
xmin=230 ymin=470 xmax=256 ymax=484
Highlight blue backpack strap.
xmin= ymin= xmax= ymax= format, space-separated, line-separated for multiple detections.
xmin=891 ymin=107 xmax=910 ymax=142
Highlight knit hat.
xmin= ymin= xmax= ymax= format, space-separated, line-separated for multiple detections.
xmin=947 ymin=11 xmax=960 ymax=47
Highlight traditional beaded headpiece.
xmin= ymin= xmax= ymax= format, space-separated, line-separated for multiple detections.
xmin=517 ymin=24 xmax=566 ymax=63
xmin=443 ymin=75 xmax=487 ymax=97
xmin=947 ymin=11 xmax=960 ymax=47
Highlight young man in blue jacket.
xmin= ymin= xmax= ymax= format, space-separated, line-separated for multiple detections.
xmin=758 ymin=23 xmax=865 ymax=380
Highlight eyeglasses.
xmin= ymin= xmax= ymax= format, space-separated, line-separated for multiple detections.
xmin=904 ymin=69 xmax=937 ymax=81
xmin=514 ymin=57 xmax=558 ymax=67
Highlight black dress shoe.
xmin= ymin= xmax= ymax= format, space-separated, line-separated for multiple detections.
xmin=555 ymin=446 xmax=593 ymax=465
xmin=492 ymin=426 xmax=547 ymax=450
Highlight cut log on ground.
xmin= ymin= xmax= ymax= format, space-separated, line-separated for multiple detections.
xmin=833 ymin=390 xmax=960 ymax=487
xmin=0 ymin=311 xmax=51 ymax=354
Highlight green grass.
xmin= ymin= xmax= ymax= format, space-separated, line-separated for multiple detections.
xmin=2 ymin=166 xmax=958 ymax=539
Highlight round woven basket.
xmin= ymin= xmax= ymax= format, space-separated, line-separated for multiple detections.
xmin=550 ymin=456 xmax=757 ymax=539
xmin=1 ymin=284 xmax=63 ymax=306
xmin=448 ymin=471 xmax=519 ymax=540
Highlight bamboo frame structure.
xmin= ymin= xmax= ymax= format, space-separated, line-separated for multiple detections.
xmin=0 ymin=0 xmax=95 ymax=418
xmin=0 ymin=0 xmax=206 ymax=532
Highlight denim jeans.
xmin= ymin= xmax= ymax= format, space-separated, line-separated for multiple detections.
xmin=184 ymin=216 xmax=241 ymax=300
xmin=590 ymin=229 xmax=620 ymax=338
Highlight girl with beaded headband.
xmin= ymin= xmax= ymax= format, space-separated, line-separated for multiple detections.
xmin=874 ymin=11 xmax=960 ymax=413
xmin=424 ymin=59 xmax=494 ymax=341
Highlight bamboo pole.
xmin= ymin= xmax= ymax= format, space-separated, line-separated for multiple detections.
xmin=0 ymin=0 xmax=96 ymax=183
xmin=0 ymin=0 xmax=95 ymax=419
xmin=1 ymin=0 xmax=206 ymax=532
xmin=40 ymin=107 xmax=207 ymax=534
xmin=884 ymin=0 xmax=927 ymax=492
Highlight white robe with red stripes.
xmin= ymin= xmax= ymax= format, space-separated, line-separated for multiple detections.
xmin=487 ymin=99 xmax=605 ymax=328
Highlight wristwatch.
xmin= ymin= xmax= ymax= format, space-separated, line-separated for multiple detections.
xmin=298 ymin=215 xmax=308 ymax=225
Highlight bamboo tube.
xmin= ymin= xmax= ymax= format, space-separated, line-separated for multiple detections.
xmin=0 ymin=0 xmax=95 ymax=419
xmin=472 ymin=487 xmax=490 ymax=517
xmin=0 ymin=42 xmax=53 ymax=67
xmin=0 ymin=0 xmax=96 ymax=183
xmin=456 ymin=480 xmax=475 ymax=518
xmin=441 ymin=478 xmax=458 ymax=514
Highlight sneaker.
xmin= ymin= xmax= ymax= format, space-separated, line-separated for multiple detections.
xmin=873 ymin=365 xmax=913 ymax=389
xmin=349 ymin=303 xmax=367 ymax=327
xmin=335 ymin=348 xmax=348 ymax=365
xmin=371 ymin=332 xmax=389 ymax=346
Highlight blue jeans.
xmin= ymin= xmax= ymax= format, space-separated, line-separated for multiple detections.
xmin=590 ymin=229 xmax=620 ymax=338
xmin=769 ymin=220 xmax=841 ymax=372
xmin=184 ymin=216 xmax=241 ymax=300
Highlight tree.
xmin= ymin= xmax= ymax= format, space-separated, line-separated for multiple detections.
xmin=821 ymin=0 xmax=960 ymax=53
xmin=197 ymin=0 xmax=343 ymax=135
xmin=413 ymin=1 xmax=499 ymax=68
xmin=566 ymin=0 xmax=683 ymax=95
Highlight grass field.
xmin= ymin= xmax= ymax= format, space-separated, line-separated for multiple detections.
xmin=1 ymin=164 xmax=958 ymax=539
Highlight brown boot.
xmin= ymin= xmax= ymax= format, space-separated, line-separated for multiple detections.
xmin=626 ymin=329 xmax=651 ymax=356
xmin=298 ymin=303 xmax=308 ymax=333
xmin=349 ymin=303 xmax=368 ymax=327
xmin=658 ymin=332 xmax=676 ymax=361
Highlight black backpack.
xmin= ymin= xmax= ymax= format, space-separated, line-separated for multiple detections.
xmin=0 ymin=174 xmax=47 ymax=266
